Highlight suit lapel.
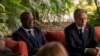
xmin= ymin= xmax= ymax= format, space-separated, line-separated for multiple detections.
xmin=19 ymin=27 xmax=34 ymax=48
xmin=19 ymin=27 xmax=29 ymax=38
xmin=83 ymin=25 xmax=89 ymax=47
xmin=71 ymin=24 xmax=84 ymax=46
xmin=72 ymin=25 xmax=79 ymax=41
xmin=33 ymin=27 xmax=40 ymax=46
xmin=20 ymin=27 xmax=39 ymax=47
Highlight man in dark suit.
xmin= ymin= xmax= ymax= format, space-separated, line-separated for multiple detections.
xmin=12 ymin=12 xmax=47 ymax=56
xmin=64 ymin=8 xmax=100 ymax=56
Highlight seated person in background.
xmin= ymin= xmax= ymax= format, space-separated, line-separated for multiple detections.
xmin=0 ymin=31 xmax=19 ymax=56
xmin=37 ymin=42 xmax=68 ymax=56
xmin=64 ymin=8 xmax=100 ymax=56
xmin=12 ymin=11 xmax=47 ymax=56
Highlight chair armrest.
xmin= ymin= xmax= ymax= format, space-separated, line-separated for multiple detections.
xmin=5 ymin=38 xmax=28 ymax=56
xmin=18 ymin=41 xmax=28 ymax=56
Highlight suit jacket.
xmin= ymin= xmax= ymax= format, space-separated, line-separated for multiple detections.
xmin=12 ymin=27 xmax=47 ymax=56
xmin=64 ymin=23 xmax=98 ymax=56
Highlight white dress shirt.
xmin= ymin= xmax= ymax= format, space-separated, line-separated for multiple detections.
xmin=22 ymin=27 xmax=36 ymax=38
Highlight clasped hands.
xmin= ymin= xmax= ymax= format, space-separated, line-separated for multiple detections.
xmin=86 ymin=47 xmax=100 ymax=56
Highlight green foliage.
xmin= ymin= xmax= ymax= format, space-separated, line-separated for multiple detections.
xmin=0 ymin=4 xmax=5 ymax=13
xmin=88 ymin=0 xmax=100 ymax=26
xmin=0 ymin=0 xmax=23 ymax=35
xmin=0 ymin=23 xmax=11 ymax=36
xmin=88 ymin=8 xmax=100 ymax=26
xmin=0 ymin=0 xmax=99 ymax=35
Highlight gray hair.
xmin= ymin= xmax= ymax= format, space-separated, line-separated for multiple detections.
xmin=74 ymin=8 xmax=87 ymax=19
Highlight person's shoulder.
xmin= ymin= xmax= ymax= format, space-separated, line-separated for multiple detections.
xmin=12 ymin=27 xmax=22 ymax=35
xmin=86 ymin=23 xmax=94 ymax=29
xmin=33 ymin=27 xmax=43 ymax=33
xmin=86 ymin=23 xmax=95 ymax=32
xmin=65 ymin=23 xmax=75 ymax=30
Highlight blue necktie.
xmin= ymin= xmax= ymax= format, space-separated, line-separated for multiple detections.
xmin=28 ymin=30 xmax=38 ymax=47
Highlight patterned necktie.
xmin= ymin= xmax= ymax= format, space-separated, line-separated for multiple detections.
xmin=28 ymin=30 xmax=38 ymax=47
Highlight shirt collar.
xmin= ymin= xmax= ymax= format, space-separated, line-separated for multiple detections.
xmin=76 ymin=24 xmax=84 ymax=30
xmin=22 ymin=26 xmax=33 ymax=32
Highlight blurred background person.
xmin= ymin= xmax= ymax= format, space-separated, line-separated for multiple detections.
xmin=37 ymin=42 xmax=68 ymax=56
xmin=0 ymin=31 xmax=19 ymax=56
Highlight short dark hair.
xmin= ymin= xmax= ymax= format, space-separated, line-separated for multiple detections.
xmin=20 ymin=12 xmax=32 ymax=22
xmin=74 ymin=8 xmax=87 ymax=19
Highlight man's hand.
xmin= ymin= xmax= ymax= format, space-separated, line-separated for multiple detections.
xmin=96 ymin=47 xmax=100 ymax=56
xmin=86 ymin=48 xmax=98 ymax=56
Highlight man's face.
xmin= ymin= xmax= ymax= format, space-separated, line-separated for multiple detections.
xmin=75 ymin=13 xmax=87 ymax=27
xmin=22 ymin=14 xmax=34 ymax=29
